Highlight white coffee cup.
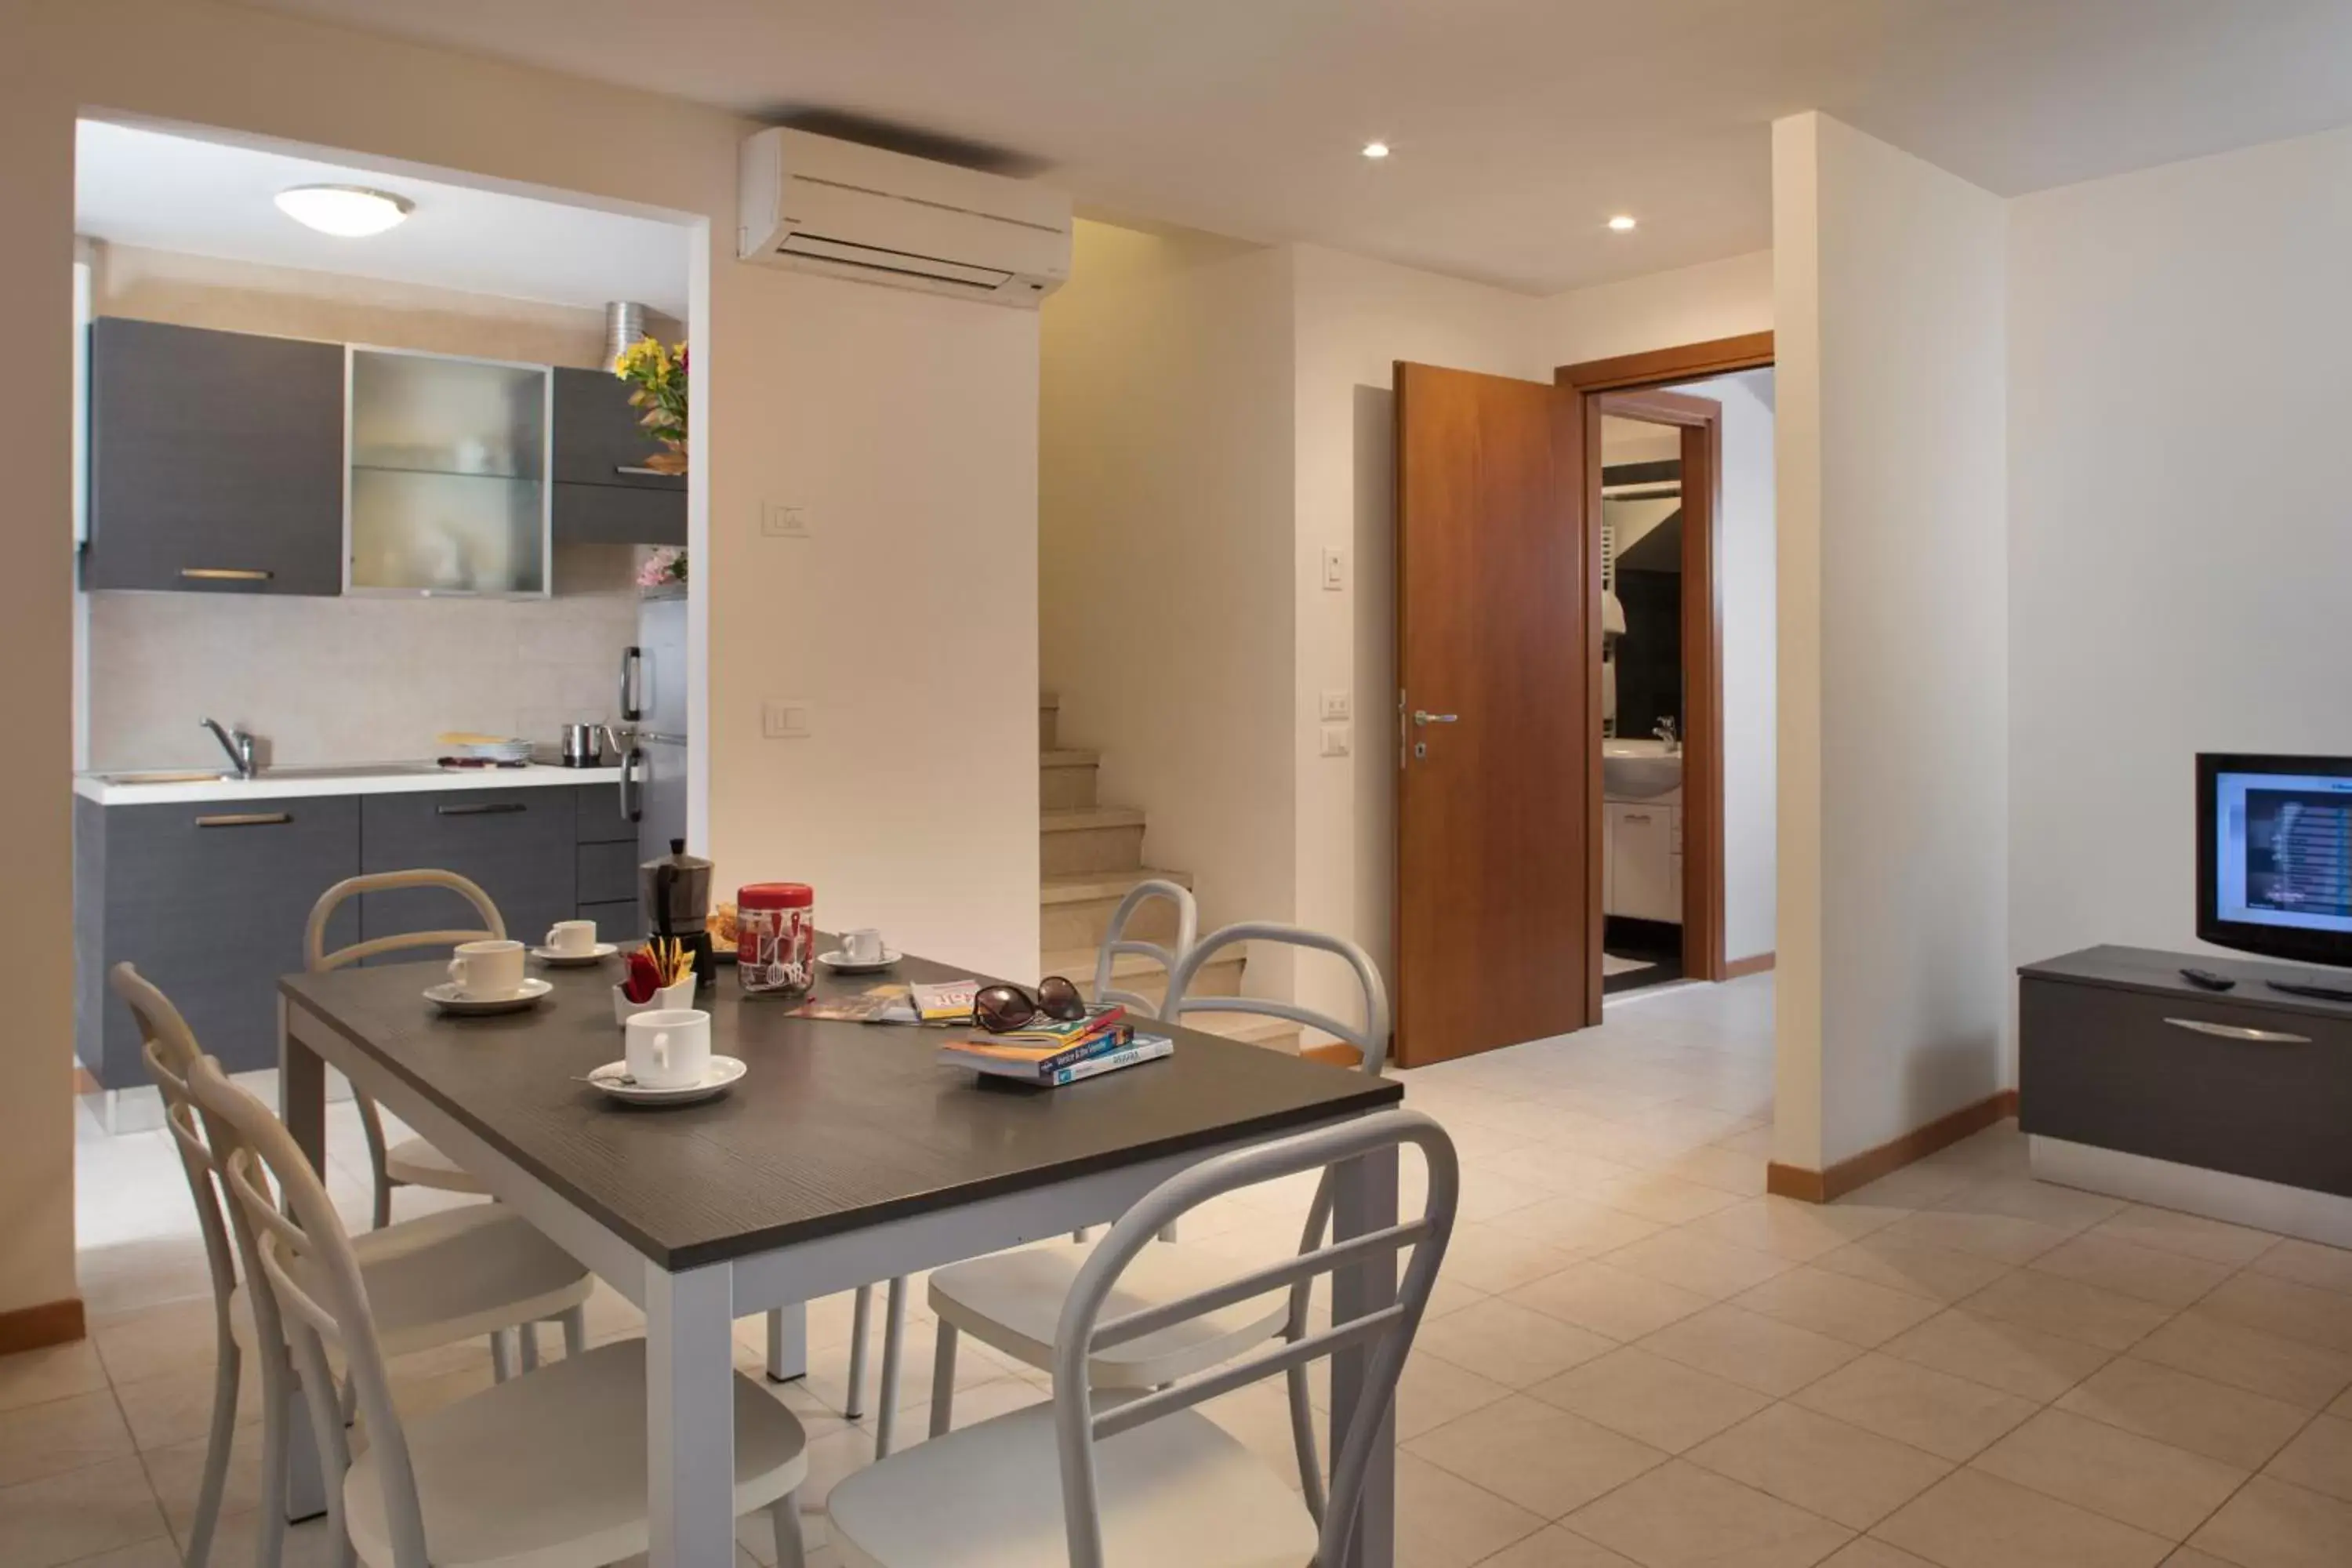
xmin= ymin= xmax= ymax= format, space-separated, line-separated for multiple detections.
xmin=447 ymin=939 xmax=526 ymax=999
xmin=625 ymin=1008 xmax=711 ymax=1090
xmin=841 ymin=927 xmax=887 ymax=964
xmin=546 ymin=920 xmax=597 ymax=956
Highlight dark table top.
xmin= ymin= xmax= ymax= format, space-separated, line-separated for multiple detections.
xmin=2021 ymin=944 xmax=2352 ymax=1023
xmin=281 ymin=946 xmax=1401 ymax=1269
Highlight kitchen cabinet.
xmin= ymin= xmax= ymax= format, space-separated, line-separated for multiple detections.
xmin=75 ymin=793 xmax=361 ymax=1085
xmin=1606 ymin=801 xmax=1682 ymax=924
xmin=83 ymin=318 xmax=347 ymax=595
xmin=550 ymin=367 xmax=686 ymax=546
xmin=358 ymin=787 xmax=576 ymax=954
xmin=347 ymin=348 xmax=550 ymax=596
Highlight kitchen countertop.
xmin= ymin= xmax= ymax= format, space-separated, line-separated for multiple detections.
xmin=75 ymin=761 xmax=623 ymax=808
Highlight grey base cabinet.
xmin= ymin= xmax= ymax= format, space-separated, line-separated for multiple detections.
xmin=77 ymin=793 xmax=361 ymax=1086
xmin=358 ymin=789 xmax=578 ymax=957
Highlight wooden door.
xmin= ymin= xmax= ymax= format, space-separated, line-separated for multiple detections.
xmin=1394 ymin=362 xmax=1588 ymax=1065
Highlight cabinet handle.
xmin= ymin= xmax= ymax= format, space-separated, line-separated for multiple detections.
xmin=614 ymin=465 xmax=669 ymax=477
xmin=1623 ymin=812 xmax=1652 ymax=823
xmin=196 ymin=811 xmax=292 ymax=828
xmin=2164 ymin=1017 xmax=2311 ymax=1045
xmin=180 ymin=568 xmax=274 ymax=583
xmin=436 ymin=802 xmax=527 ymax=817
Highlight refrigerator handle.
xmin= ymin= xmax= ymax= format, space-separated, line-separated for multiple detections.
xmin=620 ymin=746 xmax=644 ymax=824
xmin=619 ymin=645 xmax=643 ymax=723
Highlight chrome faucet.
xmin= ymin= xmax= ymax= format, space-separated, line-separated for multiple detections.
xmin=1653 ymin=717 xmax=1680 ymax=755
xmin=201 ymin=717 xmax=258 ymax=779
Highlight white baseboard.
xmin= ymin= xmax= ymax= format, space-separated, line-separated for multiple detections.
xmin=2030 ymin=1135 xmax=2352 ymax=1250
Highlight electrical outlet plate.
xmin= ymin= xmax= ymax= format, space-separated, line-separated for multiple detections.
xmin=1320 ymin=724 xmax=1352 ymax=757
xmin=762 ymin=502 xmax=809 ymax=539
xmin=1321 ymin=546 xmax=1345 ymax=591
xmin=761 ymin=699 xmax=812 ymax=739
xmin=1320 ymin=689 xmax=1352 ymax=721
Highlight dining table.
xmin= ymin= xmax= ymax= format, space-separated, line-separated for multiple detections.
xmin=275 ymin=941 xmax=1407 ymax=1566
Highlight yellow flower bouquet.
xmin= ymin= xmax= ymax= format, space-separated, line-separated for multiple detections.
xmin=613 ymin=336 xmax=689 ymax=474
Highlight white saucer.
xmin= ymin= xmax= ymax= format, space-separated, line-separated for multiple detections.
xmin=425 ymin=978 xmax=554 ymax=1015
xmin=817 ymin=948 xmax=902 ymax=974
xmin=585 ymin=1055 xmax=746 ymax=1106
xmin=532 ymin=942 xmax=619 ymax=967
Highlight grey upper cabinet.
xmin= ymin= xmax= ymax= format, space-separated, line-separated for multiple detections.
xmin=84 ymin=318 xmax=347 ymax=596
xmin=551 ymin=366 xmax=686 ymax=546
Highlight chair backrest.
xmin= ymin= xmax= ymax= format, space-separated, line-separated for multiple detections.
xmin=109 ymin=963 xmax=242 ymax=1346
xmin=1091 ymin=878 xmax=1198 ymax=1019
xmin=1164 ymin=922 xmax=1392 ymax=1074
xmin=1050 ymin=1109 xmax=1456 ymax=1568
xmin=187 ymin=1053 xmax=431 ymax=1568
xmin=307 ymin=868 xmax=505 ymax=973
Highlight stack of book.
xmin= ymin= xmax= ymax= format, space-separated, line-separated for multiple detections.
xmin=939 ymin=1004 xmax=1174 ymax=1086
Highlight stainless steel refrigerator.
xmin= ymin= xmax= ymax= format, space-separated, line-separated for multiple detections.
xmin=622 ymin=590 xmax=689 ymax=869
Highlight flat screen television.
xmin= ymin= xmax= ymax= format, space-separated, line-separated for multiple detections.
xmin=2198 ymin=753 xmax=2352 ymax=968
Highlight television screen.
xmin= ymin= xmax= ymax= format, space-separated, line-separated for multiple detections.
xmin=2198 ymin=753 xmax=2352 ymax=967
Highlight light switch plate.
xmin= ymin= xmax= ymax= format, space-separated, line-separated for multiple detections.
xmin=763 ymin=502 xmax=809 ymax=539
xmin=761 ymin=699 xmax=812 ymax=739
xmin=1320 ymin=724 xmax=1352 ymax=757
xmin=1320 ymin=546 xmax=1345 ymax=591
xmin=1320 ymin=689 xmax=1352 ymax=721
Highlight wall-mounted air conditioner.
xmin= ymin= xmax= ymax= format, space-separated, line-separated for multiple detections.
xmin=738 ymin=128 xmax=1072 ymax=308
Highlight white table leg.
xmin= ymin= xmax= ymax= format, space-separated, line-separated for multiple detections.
xmin=764 ymin=1303 xmax=808 ymax=1382
xmin=1330 ymin=1144 xmax=1399 ymax=1568
xmin=648 ymin=1262 xmax=738 ymax=1567
xmin=276 ymin=997 xmax=329 ymax=1525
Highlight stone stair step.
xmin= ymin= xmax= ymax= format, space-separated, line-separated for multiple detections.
xmin=1040 ymin=805 xmax=1145 ymax=877
xmin=1039 ymin=692 xmax=1060 ymax=752
xmin=1187 ymin=1011 xmax=1308 ymax=1056
xmin=1040 ymin=746 xmax=1101 ymax=811
xmin=1046 ymin=945 xmax=1244 ymax=1007
xmin=1040 ymin=866 xmax=1192 ymax=951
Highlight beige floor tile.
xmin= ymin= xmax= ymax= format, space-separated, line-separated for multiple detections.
xmin=1874 ymin=1467 xmax=2172 ymax=1568
xmin=1600 ymin=1231 xmax=1793 ymax=1301
xmin=1790 ymin=1353 xmax=2038 ymax=1463
xmin=1684 ymin=1198 xmax=1909 ymax=1265
xmin=1637 ymin=1303 xmax=1863 ymax=1398
xmin=0 ymin=1393 xmax=137 ymax=1490
xmin=1528 ymin=1346 xmax=1773 ymax=1454
xmin=1971 ymin=1407 xmax=2248 ymax=1541
xmin=2337 ymin=1385 xmax=2352 ymax=1418
xmin=0 ymin=1455 xmax=170 ymax=1568
xmin=1439 ymin=1225 xmax=1588 ymax=1297
xmin=136 ymin=1419 xmax=267 ymax=1535
xmin=2197 ymin=1272 xmax=2352 ymax=1356
xmin=108 ymin=1364 xmax=259 ymax=1454
xmin=1307 ymin=1350 xmax=1514 ymax=1443
xmin=50 ymin=1537 xmax=181 ymax=1568
xmin=1472 ymin=1143 xmax=1648 ymax=1198
xmin=1812 ymin=1235 xmax=2014 ymax=1305
xmin=2088 ymin=1206 xmax=2282 ymax=1269
xmin=2056 ymin=1356 xmax=2314 ymax=1470
xmin=0 ymin=1345 xmax=109 ymax=1417
xmin=2158 ymin=1551 xmax=2241 ymax=1568
xmin=1934 ymin=1177 xmax=2128 ymax=1233
xmin=89 ymin=1300 xmax=223 ymax=1392
xmin=1587 ymin=1171 xmax=1747 ymax=1226
xmin=2031 ymin=1233 xmax=2236 ymax=1311
xmin=1735 ymin=1268 xmax=1944 ymax=1349
xmin=1814 ymin=1543 xmax=1939 ymax=1568
xmin=1880 ymin=1307 xmax=2114 ymax=1402
xmin=1406 ymin=1394 xmax=1668 ymax=1519
xmin=2132 ymin=1311 xmax=2352 ymax=1410
xmin=1563 ymin=1459 xmax=1853 ymax=1567
xmin=1415 ymin=1298 xmax=1619 ymax=1389
xmin=1488 ymin=1198 xmax=1664 ymax=1259
xmin=1654 ymin=1144 xmax=1770 ymax=1197
xmin=1686 ymin=1403 xmax=1952 ymax=1530
xmin=1395 ymin=1450 xmax=1550 ymax=1568
xmin=2250 ymin=1240 xmax=2352 ymax=1298
xmin=2263 ymin=1414 xmax=2352 ymax=1504
xmin=1472 ymin=1525 xmax=1641 ymax=1566
xmin=2187 ymin=1475 xmax=2352 ymax=1568
xmin=1959 ymin=1266 xmax=2174 ymax=1352
xmin=1508 ymin=1261 xmax=1713 ymax=1342
xmin=1881 ymin=1210 xmax=2072 ymax=1268
xmin=1456 ymin=1167 xmax=1559 ymax=1225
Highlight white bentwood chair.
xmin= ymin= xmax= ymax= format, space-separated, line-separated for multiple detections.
xmin=113 ymin=963 xmax=596 ymax=1568
xmin=189 ymin=1051 xmax=813 ymax=1568
xmin=921 ymin=923 xmax=1391 ymax=1437
xmin=1091 ymin=877 xmax=1199 ymax=1018
xmin=829 ymin=1109 xmax=1456 ymax=1567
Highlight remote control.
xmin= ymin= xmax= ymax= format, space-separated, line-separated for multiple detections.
xmin=2179 ymin=967 xmax=2236 ymax=992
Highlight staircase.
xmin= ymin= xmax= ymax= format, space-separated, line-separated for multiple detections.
xmin=1039 ymin=694 xmax=1301 ymax=1054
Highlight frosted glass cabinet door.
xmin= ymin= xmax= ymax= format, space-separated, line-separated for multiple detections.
xmin=347 ymin=348 xmax=550 ymax=594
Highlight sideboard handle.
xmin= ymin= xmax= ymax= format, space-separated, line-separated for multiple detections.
xmin=2164 ymin=1016 xmax=2311 ymax=1045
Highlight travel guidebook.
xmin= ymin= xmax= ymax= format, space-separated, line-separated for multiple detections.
xmin=940 ymin=1005 xmax=1174 ymax=1085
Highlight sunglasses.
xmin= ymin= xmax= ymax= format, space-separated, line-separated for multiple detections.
xmin=973 ymin=975 xmax=1087 ymax=1032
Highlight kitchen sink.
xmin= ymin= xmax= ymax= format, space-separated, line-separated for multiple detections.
xmin=93 ymin=769 xmax=238 ymax=786
xmin=1602 ymin=742 xmax=1683 ymax=799
xmin=256 ymin=762 xmax=447 ymax=780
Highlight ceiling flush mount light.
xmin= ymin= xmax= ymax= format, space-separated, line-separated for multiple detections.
xmin=1361 ymin=140 xmax=1391 ymax=160
xmin=274 ymin=184 xmax=413 ymax=238
xmin=1606 ymin=214 xmax=1638 ymax=232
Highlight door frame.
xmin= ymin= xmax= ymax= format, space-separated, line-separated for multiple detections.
xmin=1559 ymin=332 xmax=1772 ymax=1018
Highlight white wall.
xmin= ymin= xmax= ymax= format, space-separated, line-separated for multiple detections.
xmin=1537 ymin=249 xmax=1773 ymax=367
xmin=1037 ymin=221 xmax=1295 ymax=958
xmin=1773 ymin=112 xmax=2009 ymax=1172
xmin=3 ymin=0 xmax=1042 ymax=1316
xmin=2008 ymin=123 xmax=2352 ymax=1039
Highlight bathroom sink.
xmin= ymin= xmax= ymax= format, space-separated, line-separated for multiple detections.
xmin=1602 ymin=742 xmax=1683 ymax=799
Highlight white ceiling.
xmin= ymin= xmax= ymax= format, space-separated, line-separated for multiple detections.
xmin=76 ymin=119 xmax=692 ymax=316
xmin=231 ymin=0 xmax=2352 ymax=295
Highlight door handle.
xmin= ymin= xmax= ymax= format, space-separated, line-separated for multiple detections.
xmin=619 ymin=645 xmax=643 ymax=723
xmin=2164 ymin=1017 xmax=2311 ymax=1044
xmin=620 ymin=747 xmax=644 ymax=823
xmin=1413 ymin=710 xmax=1457 ymax=725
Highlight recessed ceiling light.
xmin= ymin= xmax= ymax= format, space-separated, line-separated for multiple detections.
xmin=274 ymin=184 xmax=413 ymax=238
xmin=1606 ymin=214 xmax=1638 ymax=232
xmin=1361 ymin=140 xmax=1391 ymax=160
